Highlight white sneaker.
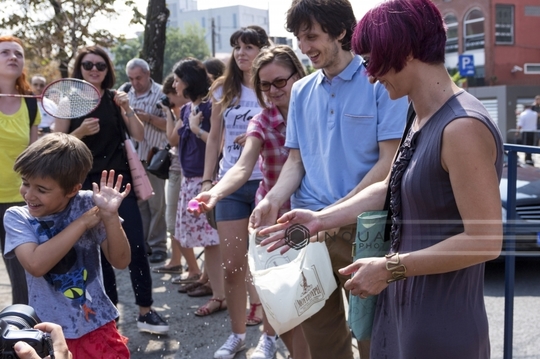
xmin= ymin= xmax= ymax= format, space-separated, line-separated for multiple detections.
xmin=251 ymin=333 xmax=277 ymax=359
xmin=214 ymin=333 xmax=246 ymax=359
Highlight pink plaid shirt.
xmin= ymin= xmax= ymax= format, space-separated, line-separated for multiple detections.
xmin=246 ymin=105 xmax=291 ymax=214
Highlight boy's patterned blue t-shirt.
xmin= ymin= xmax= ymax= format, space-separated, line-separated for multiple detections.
xmin=4 ymin=190 xmax=119 ymax=339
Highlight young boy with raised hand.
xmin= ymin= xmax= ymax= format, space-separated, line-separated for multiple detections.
xmin=3 ymin=132 xmax=131 ymax=358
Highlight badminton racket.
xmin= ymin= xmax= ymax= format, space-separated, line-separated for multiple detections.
xmin=0 ymin=78 xmax=101 ymax=119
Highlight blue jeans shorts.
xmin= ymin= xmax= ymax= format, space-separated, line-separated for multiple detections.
xmin=215 ymin=180 xmax=259 ymax=222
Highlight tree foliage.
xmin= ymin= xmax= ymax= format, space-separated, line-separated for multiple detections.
xmin=112 ymin=36 xmax=143 ymax=89
xmin=111 ymin=24 xmax=210 ymax=88
xmin=163 ymin=24 xmax=210 ymax=75
xmin=0 ymin=0 xmax=143 ymax=78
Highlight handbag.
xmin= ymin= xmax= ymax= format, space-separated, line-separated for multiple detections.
xmin=204 ymin=159 xmax=220 ymax=230
xmin=206 ymin=204 xmax=218 ymax=229
xmin=124 ymin=136 xmax=154 ymax=201
xmin=247 ymin=231 xmax=337 ymax=335
xmin=347 ymin=103 xmax=417 ymax=340
xmin=349 ymin=211 xmax=391 ymax=340
xmin=147 ymin=144 xmax=171 ymax=180
xmin=109 ymin=90 xmax=153 ymax=201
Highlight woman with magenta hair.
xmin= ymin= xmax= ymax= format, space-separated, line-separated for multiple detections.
xmin=258 ymin=0 xmax=503 ymax=357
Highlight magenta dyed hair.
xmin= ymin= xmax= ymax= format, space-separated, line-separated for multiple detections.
xmin=352 ymin=0 xmax=446 ymax=77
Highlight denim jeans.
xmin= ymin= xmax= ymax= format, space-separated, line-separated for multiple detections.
xmin=83 ymin=171 xmax=153 ymax=307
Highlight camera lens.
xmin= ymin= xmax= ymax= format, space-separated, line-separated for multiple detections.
xmin=0 ymin=304 xmax=41 ymax=330
xmin=156 ymin=95 xmax=171 ymax=109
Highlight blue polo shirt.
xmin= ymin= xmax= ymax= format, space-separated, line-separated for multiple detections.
xmin=285 ymin=55 xmax=408 ymax=210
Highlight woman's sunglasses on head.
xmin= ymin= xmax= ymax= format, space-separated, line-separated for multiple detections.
xmin=81 ymin=61 xmax=107 ymax=72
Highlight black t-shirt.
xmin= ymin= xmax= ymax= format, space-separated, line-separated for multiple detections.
xmin=69 ymin=91 xmax=130 ymax=175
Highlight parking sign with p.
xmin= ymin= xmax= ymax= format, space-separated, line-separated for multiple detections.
xmin=458 ymin=54 xmax=475 ymax=77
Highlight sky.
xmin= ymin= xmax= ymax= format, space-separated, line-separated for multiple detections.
xmin=106 ymin=0 xmax=383 ymax=38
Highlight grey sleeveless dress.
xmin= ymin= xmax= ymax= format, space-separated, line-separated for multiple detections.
xmin=371 ymin=91 xmax=503 ymax=359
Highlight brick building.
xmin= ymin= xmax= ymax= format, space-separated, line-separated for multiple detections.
xmin=433 ymin=0 xmax=540 ymax=138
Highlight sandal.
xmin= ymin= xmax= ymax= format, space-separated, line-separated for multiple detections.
xmin=152 ymin=264 xmax=183 ymax=274
xmin=178 ymin=281 xmax=203 ymax=294
xmin=188 ymin=283 xmax=213 ymax=297
xmin=246 ymin=302 xmax=263 ymax=326
xmin=194 ymin=298 xmax=227 ymax=317
xmin=171 ymin=273 xmax=201 ymax=284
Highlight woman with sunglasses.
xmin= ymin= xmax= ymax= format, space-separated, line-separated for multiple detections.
xmin=55 ymin=46 xmax=170 ymax=335
xmin=0 ymin=35 xmax=40 ymax=305
xmin=194 ymin=45 xmax=311 ymax=359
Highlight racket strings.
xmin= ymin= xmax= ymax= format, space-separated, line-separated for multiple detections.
xmin=43 ymin=80 xmax=100 ymax=119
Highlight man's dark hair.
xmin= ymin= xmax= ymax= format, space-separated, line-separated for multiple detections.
xmin=203 ymin=58 xmax=226 ymax=82
xmin=286 ymin=0 xmax=356 ymax=51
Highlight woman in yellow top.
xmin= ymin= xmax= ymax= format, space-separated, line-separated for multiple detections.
xmin=0 ymin=35 xmax=40 ymax=305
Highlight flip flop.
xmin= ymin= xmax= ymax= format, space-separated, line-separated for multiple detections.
xmin=194 ymin=298 xmax=227 ymax=317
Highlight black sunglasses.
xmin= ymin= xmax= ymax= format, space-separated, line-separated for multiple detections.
xmin=362 ymin=57 xmax=369 ymax=68
xmin=81 ymin=61 xmax=108 ymax=72
xmin=259 ymin=72 xmax=296 ymax=92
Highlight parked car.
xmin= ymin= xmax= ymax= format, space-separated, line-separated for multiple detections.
xmin=500 ymin=154 xmax=540 ymax=255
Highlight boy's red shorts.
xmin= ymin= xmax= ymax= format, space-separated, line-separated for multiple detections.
xmin=66 ymin=320 xmax=129 ymax=359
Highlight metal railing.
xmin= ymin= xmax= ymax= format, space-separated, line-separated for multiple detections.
xmin=502 ymin=143 xmax=540 ymax=359
xmin=506 ymin=129 xmax=540 ymax=146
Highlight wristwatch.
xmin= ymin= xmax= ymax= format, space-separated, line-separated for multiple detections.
xmin=196 ymin=128 xmax=204 ymax=138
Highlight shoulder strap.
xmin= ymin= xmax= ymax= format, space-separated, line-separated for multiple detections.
xmin=383 ymin=102 xmax=416 ymax=211
xmin=119 ymin=83 xmax=132 ymax=93
xmin=107 ymin=90 xmax=129 ymax=138
xmin=25 ymin=97 xmax=38 ymax=127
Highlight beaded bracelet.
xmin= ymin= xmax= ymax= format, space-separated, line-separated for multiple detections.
xmin=385 ymin=252 xmax=407 ymax=283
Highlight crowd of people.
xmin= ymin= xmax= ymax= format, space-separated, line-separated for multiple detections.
xmin=0 ymin=0 xmax=517 ymax=358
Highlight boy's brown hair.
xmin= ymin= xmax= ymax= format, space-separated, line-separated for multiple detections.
xmin=14 ymin=133 xmax=93 ymax=193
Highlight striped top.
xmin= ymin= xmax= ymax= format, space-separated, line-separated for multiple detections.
xmin=126 ymin=80 xmax=168 ymax=161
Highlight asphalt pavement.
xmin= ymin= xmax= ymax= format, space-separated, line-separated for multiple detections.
xmin=0 ymin=248 xmax=357 ymax=359
xmin=0 ymin=251 xmax=538 ymax=358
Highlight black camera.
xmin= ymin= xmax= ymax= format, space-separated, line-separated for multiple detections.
xmin=0 ymin=304 xmax=53 ymax=358
xmin=156 ymin=95 xmax=171 ymax=109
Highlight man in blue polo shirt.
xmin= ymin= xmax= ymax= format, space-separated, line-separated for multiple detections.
xmin=250 ymin=0 xmax=408 ymax=358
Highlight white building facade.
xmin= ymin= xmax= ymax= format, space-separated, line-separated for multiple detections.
xmin=166 ymin=0 xmax=198 ymax=24
xmin=166 ymin=4 xmax=269 ymax=58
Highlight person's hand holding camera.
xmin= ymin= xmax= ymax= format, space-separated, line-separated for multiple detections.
xmin=189 ymin=106 xmax=203 ymax=134
xmin=156 ymin=95 xmax=171 ymax=110
xmin=14 ymin=322 xmax=72 ymax=359
xmin=157 ymin=95 xmax=175 ymax=124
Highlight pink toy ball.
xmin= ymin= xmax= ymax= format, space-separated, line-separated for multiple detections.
xmin=188 ymin=199 xmax=200 ymax=211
